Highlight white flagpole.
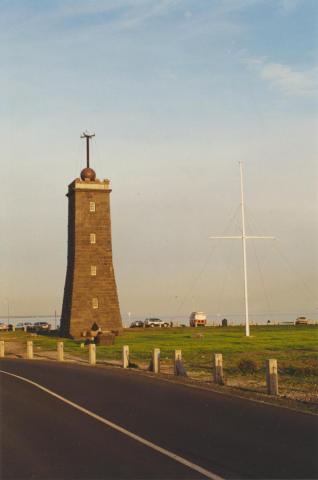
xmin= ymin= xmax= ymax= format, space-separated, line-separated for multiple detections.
xmin=239 ymin=161 xmax=250 ymax=337
xmin=210 ymin=163 xmax=275 ymax=337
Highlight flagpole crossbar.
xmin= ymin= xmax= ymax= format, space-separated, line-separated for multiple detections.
xmin=209 ymin=236 xmax=275 ymax=240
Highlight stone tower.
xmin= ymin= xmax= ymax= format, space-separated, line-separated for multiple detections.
xmin=60 ymin=133 xmax=122 ymax=338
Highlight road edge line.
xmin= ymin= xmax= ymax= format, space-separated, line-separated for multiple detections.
xmin=0 ymin=369 xmax=224 ymax=480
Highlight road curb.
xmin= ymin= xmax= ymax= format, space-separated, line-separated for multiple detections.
xmin=2 ymin=356 xmax=316 ymax=416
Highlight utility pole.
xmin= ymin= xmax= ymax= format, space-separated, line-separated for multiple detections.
xmin=210 ymin=162 xmax=274 ymax=337
xmin=4 ymin=297 xmax=10 ymax=325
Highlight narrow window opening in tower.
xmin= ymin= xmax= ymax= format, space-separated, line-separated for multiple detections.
xmin=91 ymin=265 xmax=97 ymax=276
xmin=92 ymin=298 xmax=99 ymax=309
xmin=89 ymin=201 xmax=96 ymax=212
xmin=90 ymin=233 xmax=96 ymax=244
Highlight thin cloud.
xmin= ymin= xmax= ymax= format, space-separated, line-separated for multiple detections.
xmin=260 ymin=63 xmax=317 ymax=96
xmin=245 ymin=57 xmax=318 ymax=96
xmin=0 ymin=0 xmax=182 ymax=37
xmin=279 ymin=0 xmax=301 ymax=13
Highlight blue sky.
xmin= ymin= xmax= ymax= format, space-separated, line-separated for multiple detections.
xmin=1 ymin=0 xmax=317 ymax=324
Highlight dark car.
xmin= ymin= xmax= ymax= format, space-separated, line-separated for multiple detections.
xmin=130 ymin=321 xmax=144 ymax=328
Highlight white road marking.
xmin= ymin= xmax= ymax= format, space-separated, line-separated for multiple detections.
xmin=1 ymin=369 xmax=224 ymax=480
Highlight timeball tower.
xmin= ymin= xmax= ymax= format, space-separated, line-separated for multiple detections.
xmin=60 ymin=134 xmax=122 ymax=338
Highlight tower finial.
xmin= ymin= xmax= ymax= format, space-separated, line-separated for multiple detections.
xmin=80 ymin=132 xmax=96 ymax=181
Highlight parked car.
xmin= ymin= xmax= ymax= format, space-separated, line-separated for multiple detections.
xmin=16 ymin=322 xmax=33 ymax=330
xmin=295 ymin=316 xmax=309 ymax=325
xmin=144 ymin=318 xmax=170 ymax=328
xmin=0 ymin=323 xmax=8 ymax=331
xmin=130 ymin=320 xmax=144 ymax=328
xmin=34 ymin=322 xmax=51 ymax=331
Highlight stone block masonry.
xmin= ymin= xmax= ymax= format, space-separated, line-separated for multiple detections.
xmin=60 ymin=175 xmax=122 ymax=338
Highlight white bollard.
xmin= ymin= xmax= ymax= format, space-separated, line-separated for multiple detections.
xmin=0 ymin=341 xmax=4 ymax=358
xmin=23 ymin=325 xmax=27 ymax=333
xmin=26 ymin=341 xmax=33 ymax=360
xmin=174 ymin=349 xmax=187 ymax=376
xmin=174 ymin=349 xmax=182 ymax=375
xmin=122 ymin=345 xmax=129 ymax=369
xmin=266 ymin=359 xmax=279 ymax=395
xmin=88 ymin=343 xmax=96 ymax=365
xmin=57 ymin=342 xmax=64 ymax=362
xmin=152 ymin=348 xmax=160 ymax=374
xmin=213 ymin=353 xmax=224 ymax=385
xmin=12 ymin=325 xmax=16 ymax=332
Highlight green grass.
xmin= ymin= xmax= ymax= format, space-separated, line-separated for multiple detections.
xmin=95 ymin=325 xmax=318 ymax=363
xmin=2 ymin=325 xmax=317 ymax=396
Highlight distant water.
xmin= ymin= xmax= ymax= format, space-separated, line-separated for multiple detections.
xmin=1 ymin=313 xmax=316 ymax=329
xmin=0 ymin=316 xmax=60 ymax=329
xmin=124 ymin=312 xmax=317 ymax=327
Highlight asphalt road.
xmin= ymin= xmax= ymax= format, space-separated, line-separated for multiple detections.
xmin=0 ymin=359 xmax=317 ymax=480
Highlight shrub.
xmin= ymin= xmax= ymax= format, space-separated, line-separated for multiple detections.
xmin=237 ymin=358 xmax=258 ymax=375
xmin=128 ymin=362 xmax=139 ymax=369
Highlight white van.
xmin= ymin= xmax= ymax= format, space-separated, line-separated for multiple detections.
xmin=189 ymin=312 xmax=207 ymax=327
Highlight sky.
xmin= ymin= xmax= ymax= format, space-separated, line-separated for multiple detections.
xmin=0 ymin=0 xmax=317 ymax=325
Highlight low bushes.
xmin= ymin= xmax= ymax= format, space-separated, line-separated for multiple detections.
xmin=237 ymin=358 xmax=258 ymax=375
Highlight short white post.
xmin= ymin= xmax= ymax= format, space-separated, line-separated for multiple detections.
xmin=0 ymin=341 xmax=5 ymax=358
xmin=23 ymin=325 xmax=27 ymax=333
xmin=122 ymin=345 xmax=129 ymax=368
xmin=26 ymin=341 xmax=33 ymax=360
xmin=88 ymin=343 xmax=96 ymax=365
xmin=57 ymin=342 xmax=64 ymax=362
xmin=12 ymin=325 xmax=16 ymax=332
xmin=153 ymin=348 xmax=160 ymax=374
xmin=266 ymin=359 xmax=278 ymax=395
xmin=174 ymin=350 xmax=182 ymax=375
xmin=213 ymin=353 xmax=224 ymax=385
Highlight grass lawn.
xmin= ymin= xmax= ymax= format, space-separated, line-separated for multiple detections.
xmin=1 ymin=325 xmax=317 ymax=401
